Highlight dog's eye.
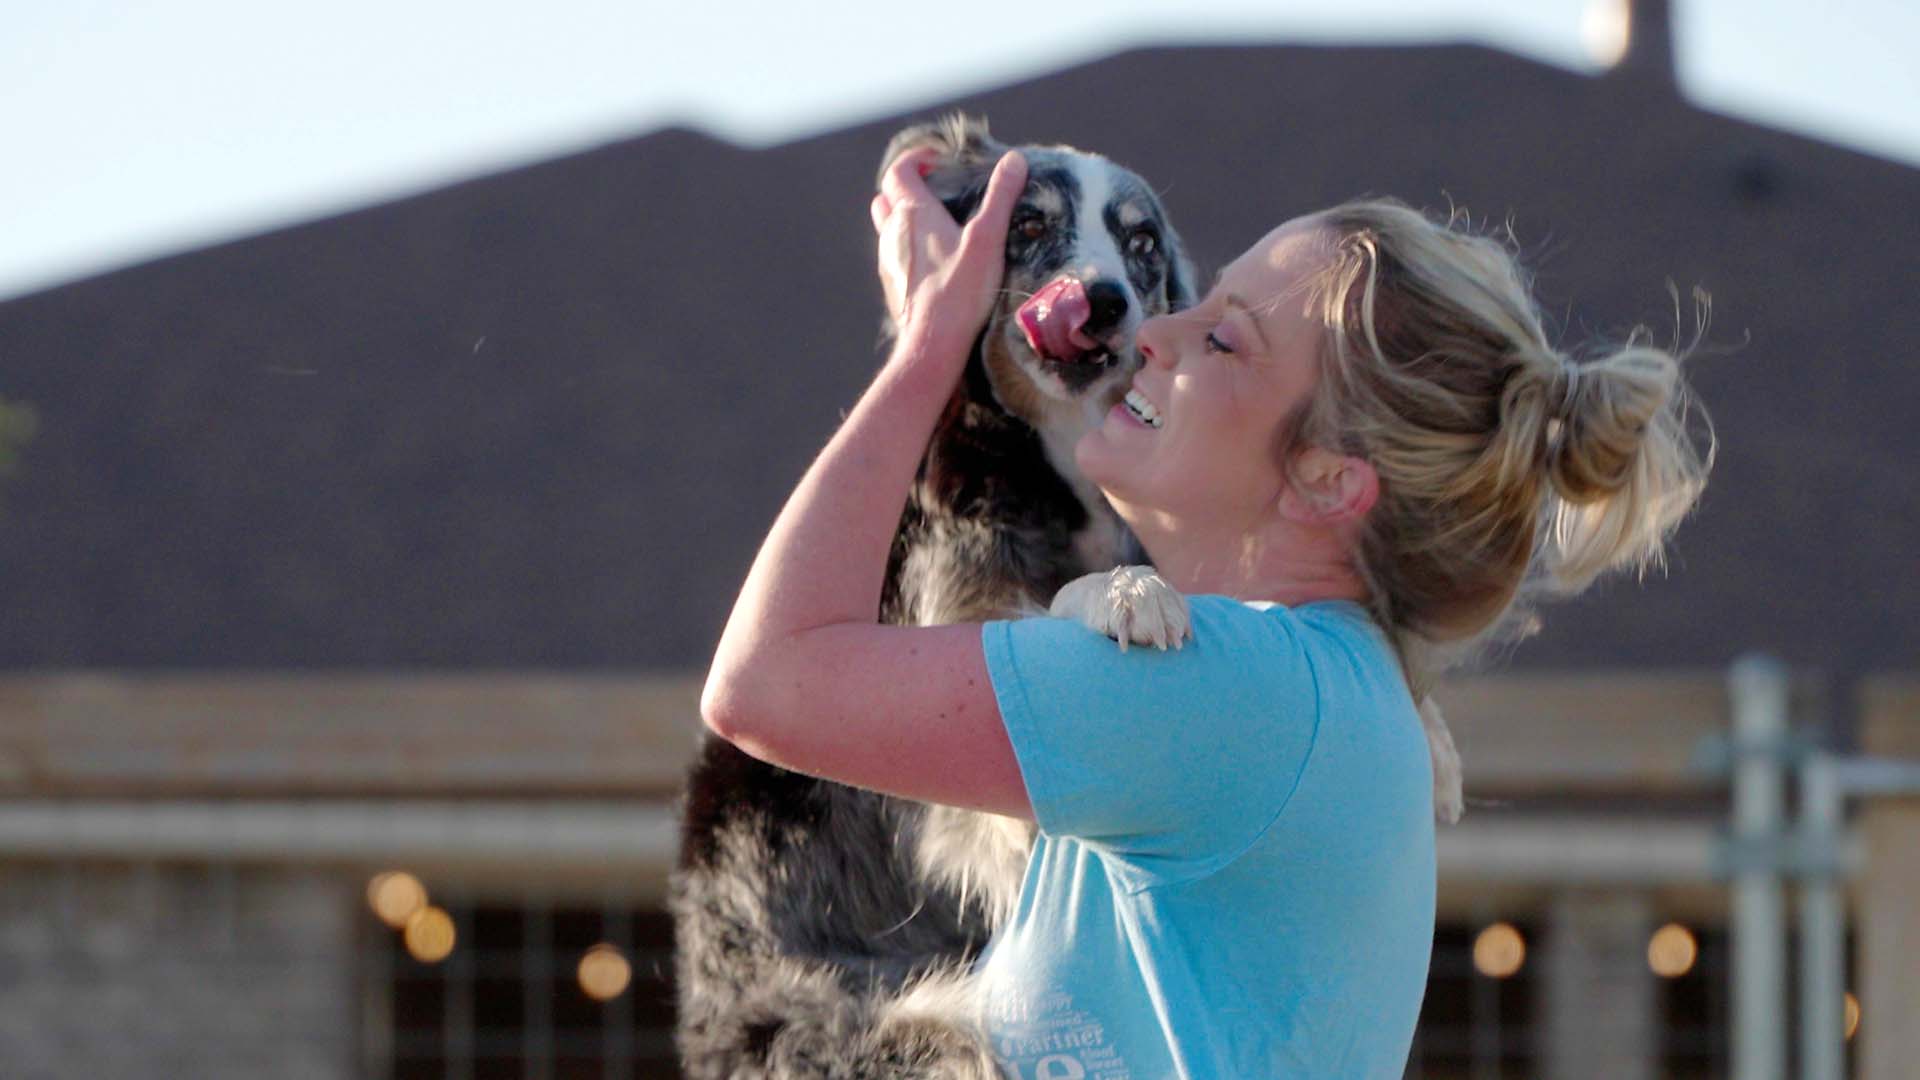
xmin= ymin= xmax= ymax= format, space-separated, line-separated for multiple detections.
xmin=1014 ymin=216 xmax=1048 ymax=241
xmin=1127 ymin=229 xmax=1159 ymax=258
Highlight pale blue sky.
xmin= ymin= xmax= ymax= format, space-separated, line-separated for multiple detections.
xmin=2 ymin=0 xmax=1914 ymax=301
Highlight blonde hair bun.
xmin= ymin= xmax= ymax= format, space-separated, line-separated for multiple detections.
xmin=1301 ymin=198 xmax=1714 ymax=678
xmin=1545 ymin=337 xmax=1710 ymax=589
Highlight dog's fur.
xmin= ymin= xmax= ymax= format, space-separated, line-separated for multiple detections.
xmin=670 ymin=116 xmax=1194 ymax=1078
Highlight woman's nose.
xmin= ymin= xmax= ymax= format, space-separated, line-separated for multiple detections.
xmin=1137 ymin=316 xmax=1173 ymax=368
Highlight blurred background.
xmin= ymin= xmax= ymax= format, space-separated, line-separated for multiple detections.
xmin=0 ymin=0 xmax=1915 ymax=1077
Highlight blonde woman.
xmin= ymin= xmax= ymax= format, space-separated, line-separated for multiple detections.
xmin=702 ymin=149 xmax=1709 ymax=1078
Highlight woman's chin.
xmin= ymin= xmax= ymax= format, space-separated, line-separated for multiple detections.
xmin=1075 ymin=427 xmax=1140 ymax=506
xmin=1074 ymin=424 xmax=1118 ymax=480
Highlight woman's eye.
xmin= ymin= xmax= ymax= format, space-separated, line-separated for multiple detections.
xmin=1127 ymin=230 xmax=1159 ymax=257
xmin=1204 ymin=331 xmax=1234 ymax=354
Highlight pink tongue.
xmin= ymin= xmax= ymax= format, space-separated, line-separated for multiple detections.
xmin=1016 ymin=278 xmax=1100 ymax=360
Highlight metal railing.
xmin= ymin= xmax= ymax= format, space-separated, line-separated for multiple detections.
xmin=1708 ymin=655 xmax=1920 ymax=1080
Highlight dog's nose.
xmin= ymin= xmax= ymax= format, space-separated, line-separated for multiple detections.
xmin=1081 ymin=279 xmax=1132 ymax=337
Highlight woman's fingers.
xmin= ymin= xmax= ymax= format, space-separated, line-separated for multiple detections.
xmin=871 ymin=148 xmax=1028 ymax=353
xmin=878 ymin=147 xmax=942 ymax=209
xmin=960 ymin=151 xmax=1028 ymax=257
xmin=951 ymin=152 xmax=1026 ymax=306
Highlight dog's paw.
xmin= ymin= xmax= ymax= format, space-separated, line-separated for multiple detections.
xmin=1418 ymin=696 xmax=1465 ymax=825
xmin=1050 ymin=566 xmax=1191 ymax=652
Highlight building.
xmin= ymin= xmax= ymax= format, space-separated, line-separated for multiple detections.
xmin=1 ymin=4 xmax=1914 ymax=1076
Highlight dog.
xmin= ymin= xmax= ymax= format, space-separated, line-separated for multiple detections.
xmin=670 ymin=114 xmax=1196 ymax=1079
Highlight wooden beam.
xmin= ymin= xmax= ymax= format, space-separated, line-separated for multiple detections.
xmin=0 ymin=668 xmax=1782 ymax=797
xmin=1860 ymin=676 xmax=1920 ymax=757
xmin=1857 ymin=806 xmax=1920 ymax=1080
xmin=1435 ymin=672 xmax=1733 ymax=795
xmin=1436 ymin=816 xmax=1726 ymax=884
xmin=0 ymin=797 xmax=675 ymax=865
xmin=0 ymin=673 xmax=705 ymax=798
xmin=1853 ymin=676 xmax=1920 ymax=1080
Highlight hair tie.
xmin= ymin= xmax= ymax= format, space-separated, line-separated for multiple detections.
xmin=1555 ymin=364 xmax=1582 ymax=422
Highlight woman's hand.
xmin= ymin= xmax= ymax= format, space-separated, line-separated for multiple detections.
xmin=702 ymin=145 xmax=1034 ymax=819
xmin=870 ymin=147 xmax=1027 ymax=369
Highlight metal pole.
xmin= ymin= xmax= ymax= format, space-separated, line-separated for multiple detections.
xmin=1729 ymin=655 xmax=1789 ymax=1080
xmin=1800 ymin=752 xmax=1845 ymax=1080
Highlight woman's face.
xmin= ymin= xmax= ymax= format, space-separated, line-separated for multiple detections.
xmin=1076 ymin=219 xmax=1329 ymax=532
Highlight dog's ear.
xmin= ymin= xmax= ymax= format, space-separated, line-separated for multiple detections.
xmin=1143 ymin=190 xmax=1198 ymax=312
xmin=878 ymin=113 xmax=1011 ymax=224
xmin=1160 ymin=226 xmax=1199 ymax=313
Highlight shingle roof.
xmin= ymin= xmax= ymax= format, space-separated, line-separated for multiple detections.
xmin=1 ymin=44 xmax=1914 ymax=678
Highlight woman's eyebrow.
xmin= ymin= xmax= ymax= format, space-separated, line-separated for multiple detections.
xmin=1222 ymin=293 xmax=1273 ymax=354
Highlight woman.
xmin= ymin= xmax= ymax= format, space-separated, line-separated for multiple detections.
xmin=702 ymin=149 xmax=1709 ymax=1077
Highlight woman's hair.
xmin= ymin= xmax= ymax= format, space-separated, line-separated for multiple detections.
xmin=1293 ymin=198 xmax=1713 ymax=692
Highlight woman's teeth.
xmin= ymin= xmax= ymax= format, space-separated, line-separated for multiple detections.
xmin=1124 ymin=389 xmax=1163 ymax=429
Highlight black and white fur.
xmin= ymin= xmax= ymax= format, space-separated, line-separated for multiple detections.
xmin=671 ymin=115 xmax=1195 ymax=1078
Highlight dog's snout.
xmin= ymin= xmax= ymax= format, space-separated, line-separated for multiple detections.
xmin=1082 ymin=280 xmax=1132 ymax=337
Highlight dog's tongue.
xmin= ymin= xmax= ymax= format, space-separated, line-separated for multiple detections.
xmin=1015 ymin=278 xmax=1100 ymax=361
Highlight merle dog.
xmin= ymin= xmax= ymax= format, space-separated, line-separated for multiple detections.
xmin=671 ymin=115 xmax=1193 ymax=1078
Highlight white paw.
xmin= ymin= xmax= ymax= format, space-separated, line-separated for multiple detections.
xmin=1418 ymin=697 xmax=1465 ymax=825
xmin=1050 ymin=566 xmax=1192 ymax=652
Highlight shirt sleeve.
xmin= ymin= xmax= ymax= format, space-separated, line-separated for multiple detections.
xmin=981 ymin=596 xmax=1324 ymax=885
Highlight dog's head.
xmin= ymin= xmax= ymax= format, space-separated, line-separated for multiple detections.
xmin=879 ymin=115 xmax=1194 ymax=434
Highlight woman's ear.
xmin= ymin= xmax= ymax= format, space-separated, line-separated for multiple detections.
xmin=1278 ymin=447 xmax=1378 ymax=526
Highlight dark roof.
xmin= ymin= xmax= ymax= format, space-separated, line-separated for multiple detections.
xmin=0 ymin=43 xmax=1915 ymax=678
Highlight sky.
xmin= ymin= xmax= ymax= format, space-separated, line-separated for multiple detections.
xmin=2 ymin=0 xmax=1915 ymax=302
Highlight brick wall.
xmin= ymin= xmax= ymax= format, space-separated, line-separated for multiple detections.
xmin=0 ymin=861 xmax=355 ymax=1079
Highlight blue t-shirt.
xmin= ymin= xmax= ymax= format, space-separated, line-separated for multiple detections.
xmin=976 ymin=597 xmax=1435 ymax=1080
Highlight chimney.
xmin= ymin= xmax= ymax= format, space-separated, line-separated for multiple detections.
xmin=1589 ymin=0 xmax=1678 ymax=90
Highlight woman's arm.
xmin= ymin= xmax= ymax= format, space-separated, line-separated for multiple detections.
xmin=700 ymin=149 xmax=1034 ymax=819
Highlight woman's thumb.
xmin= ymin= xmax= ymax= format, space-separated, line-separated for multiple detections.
xmin=961 ymin=151 xmax=1028 ymax=257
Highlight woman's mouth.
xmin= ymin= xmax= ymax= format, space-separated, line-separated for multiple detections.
xmin=1120 ymin=388 xmax=1163 ymax=429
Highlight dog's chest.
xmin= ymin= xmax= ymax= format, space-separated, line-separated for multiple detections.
xmin=1071 ymin=508 xmax=1128 ymax=572
xmin=1038 ymin=397 xmax=1129 ymax=572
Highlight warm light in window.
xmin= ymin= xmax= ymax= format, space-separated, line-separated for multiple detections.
xmin=1472 ymin=922 xmax=1526 ymax=978
xmin=367 ymin=871 xmax=428 ymax=929
xmin=404 ymin=905 xmax=457 ymax=963
xmin=1647 ymin=923 xmax=1698 ymax=978
xmin=1845 ymin=992 xmax=1861 ymax=1041
xmin=1582 ymin=0 xmax=1630 ymax=66
xmin=577 ymin=943 xmax=632 ymax=1002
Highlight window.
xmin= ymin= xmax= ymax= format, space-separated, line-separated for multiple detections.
xmin=1407 ymin=922 xmax=1540 ymax=1078
xmin=361 ymin=894 xmax=678 ymax=1080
